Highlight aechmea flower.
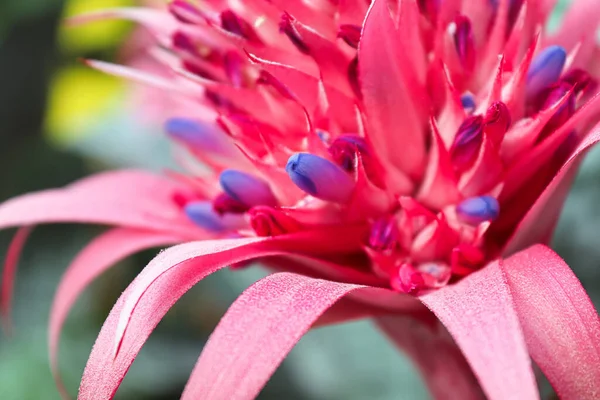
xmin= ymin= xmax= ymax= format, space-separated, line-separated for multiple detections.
xmin=2 ymin=1 xmax=600 ymax=399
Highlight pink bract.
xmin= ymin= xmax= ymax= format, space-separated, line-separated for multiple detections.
xmin=2 ymin=0 xmax=600 ymax=399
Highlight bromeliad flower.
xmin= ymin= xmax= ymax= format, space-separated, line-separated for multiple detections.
xmin=2 ymin=0 xmax=600 ymax=399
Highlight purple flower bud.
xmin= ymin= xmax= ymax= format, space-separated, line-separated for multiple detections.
xmin=526 ymin=46 xmax=567 ymax=100
xmin=184 ymin=201 xmax=229 ymax=231
xmin=456 ymin=196 xmax=500 ymax=225
xmin=450 ymin=116 xmax=484 ymax=172
xmin=286 ymin=153 xmax=355 ymax=203
xmin=328 ymin=135 xmax=369 ymax=171
xmin=452 ymin=16 xmax=475 ymax=70
xmin=220 ymin=10 xmax=261 ymax=43
xmin=168 ymin=0 xmax=203 ymax=24
xmin=338 ymin=24 xmax=362 ymax=49
xmin=461 ymin=93 xmax=476 ymax=113
xmin=368 ymin=217 xmax=398 ymax=252
xmin=280 ymin=13 xmax=309 ymax=54
xmin=172 ymin=31 xmax=198 ymax=55
xmin=165 ymin=118 xmax=235 ymax=156
xmin=219 ymin=170 xmax=278 ymax=207
xmin=538 ymin=82 xmax=576 ymax=141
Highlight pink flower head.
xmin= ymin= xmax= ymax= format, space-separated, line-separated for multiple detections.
xmin=2 ymin=0 xmax=600 ymax=399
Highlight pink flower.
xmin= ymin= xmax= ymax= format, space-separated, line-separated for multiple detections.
xmin=2 ymin=0 xmax=600 ymax=399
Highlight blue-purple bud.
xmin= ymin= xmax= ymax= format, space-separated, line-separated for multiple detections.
xmin=456 ymin=196 xmax=500 ymax=225
xmin=460 ymin=93 xmax=476 ymax=113
xmin=286 ymin=153 xmax=355 ymax=203
xmin=452 ymin=15 xmax=475 ymax=70
xmin=368 ymin=217 xmax=398 ymax=252
xmin=450 ymin=116 xmax=484 ymax=172
xmin=165 ymin=118 xmax=235 ymax=156
xmin=526 ymin=46 xmax=567 ymax=100
xmin=219 ymin=169 xmax=278 ymax=207
xmin=184 ymin=201 xmax=229 ymax=231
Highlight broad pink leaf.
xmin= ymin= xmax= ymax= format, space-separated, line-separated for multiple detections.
xmin=79 ymin=228 xmax=365 ymax=399
xmin=49 ymin=228 xmax=183 ymax=399
xmin=503 ymin=245 xmax=600 ymax=399
xmin=0 ymin=170 xmax=201 ymax=237
xmin=377 ymin=316 xmax=484 ymax=400
xmin=181 ymin=273 xmax=399 ymax=399
xmin=419 ymin=261 xmax=539 ymax=400
xmin=1 ymin=227 xmax=32 ymax=333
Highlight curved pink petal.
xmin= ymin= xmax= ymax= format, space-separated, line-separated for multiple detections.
xmin=503 ymin=120 xmax=600 ymax=254
xmin=419 ymin=261 xmax=539 ymax=400
xmin=503 ymin=245 xmax=600 ymax=399
xmin=84 ymin=60 xmax=198 ymax=96
xmin=79 ymin=228 xmax=364 ymax=399
xmin=49 ymin=228 xmax=183 ymax=399
xmin=416 ymin=119 xmax=461 ymax=209
xmin=359 ymin=0 xmax=426 ymax=179
xmin=0 ymin=170 xmax=200 ymax=237
xmin=1 ymin=227 xmax=32 ymax=333
xmin=181 ymin=273 xmax=397 ymax=399
xmin=377 ymin=316 xmax=484 ymax=400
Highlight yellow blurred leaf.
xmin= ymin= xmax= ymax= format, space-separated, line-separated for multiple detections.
xmin=45 ymin=66 xmax=125 ymax=144
xmin=59 ymin=0 xmax=135 ymax=52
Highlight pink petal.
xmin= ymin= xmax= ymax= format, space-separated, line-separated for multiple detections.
xmin=419 ymin=261 xmax=539 ymax=400
xmin=0 ymin=170 xmax=201 ymax=237
xmin=49 ymin=228 xmax=183 ymax=398
xmin=180 ymin=273 xmax=371 ymax=399
xmin=359 ymin=0 xmax=427 ymax=179
xmin=79 ymin=229 xmax=365 ymax=399
xmin=503 ymin=120 xmax=600 ymax=254
xmin=377 ymin=316 xmax=484 ymax=400
xmin=286 ymin=16 xmax=353 ymax=97
xmin=503 ymin=245 xmax=600 ymax=399
xmin=84 ymin=60 xmax=197 ymax=96
xmin=416 ymin=119 xmax=461 ymax=209
xmin=1 ymin=227 xmax=32 ymax=334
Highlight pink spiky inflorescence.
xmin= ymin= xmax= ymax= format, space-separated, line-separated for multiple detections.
xmin=101 ymin=0 xmax=599 ymax=295
xmin=1 ymin=2 xmax=600 ymax=399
